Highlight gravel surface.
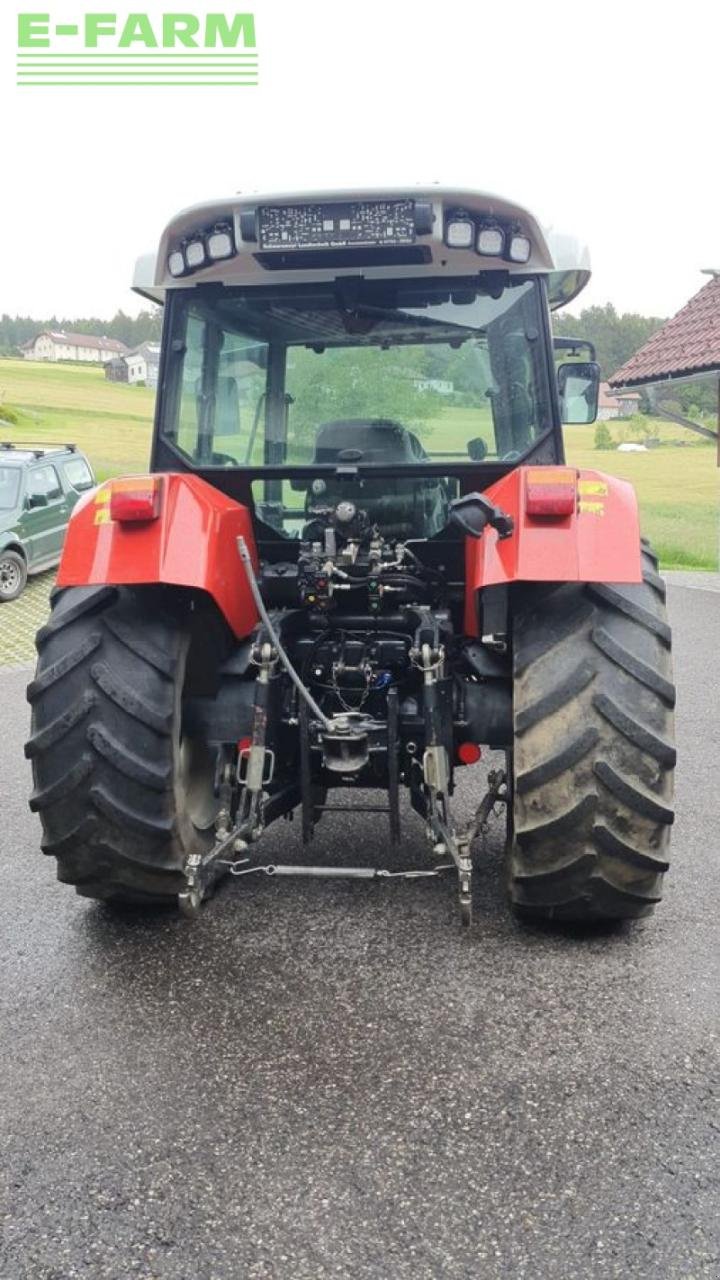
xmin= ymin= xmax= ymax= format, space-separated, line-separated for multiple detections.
xmin=1 ymin=583 xmax=718 ymax=1279
xmin=0 ymin=568 xmax=54 ymax=667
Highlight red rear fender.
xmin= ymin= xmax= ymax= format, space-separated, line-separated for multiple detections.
xmin=463 ymin=466 xmax=642 ymax=635
xmin=58 ymin=473 xmax=259 ymax=638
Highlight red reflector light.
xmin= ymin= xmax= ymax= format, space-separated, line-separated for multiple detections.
xmin=237 ymin=736 xmax=252 ymax=754
xmin=109 ymin=479 xmax=160 ymax=523
xmin=457 ymin=742 xmax=482 ymax=765
xmin=526 ymin=468 xmax=576 ymax=518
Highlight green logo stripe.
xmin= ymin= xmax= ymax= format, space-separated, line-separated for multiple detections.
xmin=15 ymin=68 xmax=257 ymax=74
xmin=16 ymin=72 xmax=258 ymax=76
xmin=16 ymin=52 xmax=258 ymax=58
xmin=17 ymin=71 xmax=259 ymax=76
xmin=17 ymin=81 xmax=258 ymax=86
xmin=16 ymin=55 xmax=259 ymax=76
xmin=16 ymin=60 xmax=257 ymax=66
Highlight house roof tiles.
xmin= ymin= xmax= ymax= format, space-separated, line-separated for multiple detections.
xmin=610 ymin=274 xmax=720 ymax=387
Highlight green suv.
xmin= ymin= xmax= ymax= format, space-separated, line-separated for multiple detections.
xmin=0 ymin=444 xmax=95 ymax=602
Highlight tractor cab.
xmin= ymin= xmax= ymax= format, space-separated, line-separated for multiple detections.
xmin=140 ymin=190 xmax=598 ymax=545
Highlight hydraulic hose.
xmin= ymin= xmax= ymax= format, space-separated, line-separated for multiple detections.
xmin=237 ymin=536 xmax=335 ymax=732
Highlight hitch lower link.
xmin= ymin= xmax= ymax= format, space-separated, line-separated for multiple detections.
xmin=415 ymin=641 xmax=508 ymax=928
xmin=179 ymin=638 xmax=277 ymax=919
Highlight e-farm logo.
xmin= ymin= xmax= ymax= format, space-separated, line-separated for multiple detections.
xmin=16 ymin=12 xmax=258 ymax=86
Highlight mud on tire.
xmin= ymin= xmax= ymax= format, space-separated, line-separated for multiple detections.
xmin=26 ymin=586 xmax=224 ymax=905
xmin=509 ymin=543 xmax=675 ymax=922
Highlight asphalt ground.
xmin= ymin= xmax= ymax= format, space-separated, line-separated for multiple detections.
xmin=0 ymin=583 xmax=718 ymax=1279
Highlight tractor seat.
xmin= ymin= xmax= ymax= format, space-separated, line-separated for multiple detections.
xmin=311 ymin=418 xmax=428 ymax=465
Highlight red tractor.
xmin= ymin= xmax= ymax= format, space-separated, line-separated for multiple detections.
xmin=26 ymin=189 xmax=675 ymax=926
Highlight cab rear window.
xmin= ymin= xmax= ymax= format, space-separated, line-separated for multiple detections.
xmin=63 ymin=457 xmax=94 ymax=492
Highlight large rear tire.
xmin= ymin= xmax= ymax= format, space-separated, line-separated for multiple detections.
xmin=509 ymin=544 xmax=675 ymax=922
xmin=26 ymin=586 xmax=224 ymax=905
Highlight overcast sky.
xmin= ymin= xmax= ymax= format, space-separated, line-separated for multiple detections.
xmin=1 ymin=0 xmax=717 ymax=320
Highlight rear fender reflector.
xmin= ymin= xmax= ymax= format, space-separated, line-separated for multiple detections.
xmin=109 ymin=477 xmax=161 ymax=523
xmin=525 ymin=468 xmax=577 ymax=518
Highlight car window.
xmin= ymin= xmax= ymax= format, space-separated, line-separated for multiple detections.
xmin=28 ymin=464 xmax=63 ymax=502
xmin=63 ymin=457 xmax=95 ymax=492
xmin=0 ymin=467 xmax=21 ymax=511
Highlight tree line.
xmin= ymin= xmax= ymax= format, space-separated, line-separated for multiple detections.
xmin=553 ymin=302 xmax=716 ymax=416
xmin=552 ymin=302 xmax=665 ymax=381
xmin=1 ymin=301 xmax=666 ymax=373
xmin=0 ymin=309 xmax=161 ymax=355
xmin=3 ymin=299 xmax=713 ymax=417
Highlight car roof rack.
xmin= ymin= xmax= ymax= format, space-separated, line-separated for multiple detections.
xmin=0 ymin=441 xmax=77 ymax=459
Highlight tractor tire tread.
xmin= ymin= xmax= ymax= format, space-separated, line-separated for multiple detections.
xmin=509 ymin=545 xmax=674 ymax=922
xmin=35 ymin=586 xmax=117 ymax=641
xmin=40 ymin=813 xmax=99 ymax=859
xmin=103 ymin=613 xmax=178 ymax=676
xmin=515 ymin=659 xmax=595 ymax=733
xmin=642 ymin=566 xmax=666 ymax=599
xmin=89 ymin=784 xmax=175 ymax=838
xmin=513 ymin=594 xmax=595 ymax=675
xmin=89 ymin=661 xmax=173 ymax=734
xmin=515 ymin=726 xmax=598 ymax=794
xmin=86 ymin=723 xmax=172 ymax=790
xmin=26 ymin=633 xmax=102 ymax=702
xmin=29 ymin=756 xmax=94 ymax=812
xmin=592 ymin=690 xmax=677 ymax=766
xmin=593 ymin=759 xmax=674 ymax=825
xmin=26 ymin=586 xmax=218 ymax=905
xmin=593 ymin=822 xmax=670 ymax=873
xmin=24 ymin=691 xmax=97 ymax=757
xmin=592 ymin=626 xmax=676 ymax=706
xmin=587 ymin=583 xmax=672 ymax=645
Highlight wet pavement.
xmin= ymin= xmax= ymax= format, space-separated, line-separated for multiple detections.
xmin=1 ymin=583 xmax=718 ymax=1279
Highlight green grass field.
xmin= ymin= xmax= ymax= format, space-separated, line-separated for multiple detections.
xmin=563 ymin=427 xmax=718 ymax=570
xmin=1 ymin=358 xmax=717 ymax=569
xmin=0 ymin=359 xmax=155 ymax=482
xmin=418 ymin=408 xmax=717 ymax=568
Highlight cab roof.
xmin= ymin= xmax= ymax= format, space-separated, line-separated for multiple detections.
xmin=133 ymin=186 xmax=591 ymax=312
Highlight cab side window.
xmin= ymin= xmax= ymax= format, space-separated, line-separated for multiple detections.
xmin=28 ymin=465 xmax=63 ymax=503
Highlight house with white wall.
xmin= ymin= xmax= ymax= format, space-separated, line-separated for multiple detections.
xmin=597 ymin=382 xmax=642 ymax=420
xmin=22 ymin=331 xmax=129 ymax=364
xmin=124 ymin=342 xmax=161 ymax=387
xmin=413 ymin=378 xmax=454 ymax=395
xmin=104 ymin=341 xmax=160 ymax=388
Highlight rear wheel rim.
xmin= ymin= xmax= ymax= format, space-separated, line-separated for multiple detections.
xmin=0 ymin=559 xmax=21 ymax=597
